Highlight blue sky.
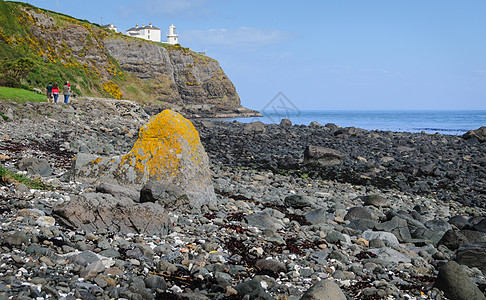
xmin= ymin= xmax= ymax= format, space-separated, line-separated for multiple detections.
xmin=14 ymin=0 xmax=486 ymax=110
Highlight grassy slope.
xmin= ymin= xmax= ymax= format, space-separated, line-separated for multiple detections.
xmin=0 ymin=86 xmax=45 ymax=103
xmin=0 ymin=1 xmax=219 ymax=108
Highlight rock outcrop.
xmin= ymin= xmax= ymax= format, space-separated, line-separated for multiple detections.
xmin=0 ymin=2 xmax=261 ymax=118
xmin=71 ymin=109 xmax=216 ymax=207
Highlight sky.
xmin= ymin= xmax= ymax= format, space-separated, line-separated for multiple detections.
xmin=12 ymin=0 xmax=486 ymax=111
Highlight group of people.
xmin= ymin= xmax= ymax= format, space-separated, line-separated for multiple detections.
xmin=46 ymin=81 xmax=71 ymax=103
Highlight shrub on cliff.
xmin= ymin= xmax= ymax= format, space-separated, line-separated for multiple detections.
xmin=0 ymin=58 xmax=35 ymax=88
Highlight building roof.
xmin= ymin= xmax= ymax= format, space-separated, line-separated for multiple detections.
xmin=103 ymin=24 xmax=116 ymax=28
xmin=127 ymin=23 xmax=160 ymax=32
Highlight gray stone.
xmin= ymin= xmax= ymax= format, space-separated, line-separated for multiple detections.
xmin=425 ymin=219 xmax=452 ymax=233
xmin=245 ymin=212 xmax=283 ymax=231
xmin=53 ymin=193 xmax=170 ymax=235
xmin=346 ymin=219 xmax=378 ymax=232
xmin=324 ymin=231 xmax=347 ymax=244
xmin=140 ymin=180 xmax=189 ymax=208
xmin=435 ymin=261 xmax=486 ymax=300
xmin=363 ymin=195 xmax=390 ymax=208
xmin=144 ymin=274 xmax=167 ymax=291
xmin=17 ymin=157 xmax=51 ymax=176
xmin=243 ymin=121 xmax=266 ymax=133
xmin=305 ymin=208 xmax=327 ymax=224
xmin=95 ymin=183 xmax=140 ymax=202
xmin=300 ymin=279 xmax=346 ymax=300
xmin=255 ymin=259 xmax=286 ymax=274
xmin=344 ymin=206 xmax=376 ymax=221
xmin=361 ymin=230 xmax=399 ymax=247
xmin=235 ymin=278 xmax=274 ymax=300
xmin=304 ymin=145 xmax=345 ymax=167
xmin=368 ymin=247 xmax=411 ymax=264
xmin=284 ymin=194 xmax=315 ymax=209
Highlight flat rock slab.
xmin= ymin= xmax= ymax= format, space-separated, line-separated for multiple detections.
xmin=53 ymin=192 xmax=169 ymax=235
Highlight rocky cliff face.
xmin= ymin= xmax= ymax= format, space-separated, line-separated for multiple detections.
xmin=0 ymin=2 xmax=260 ymax=118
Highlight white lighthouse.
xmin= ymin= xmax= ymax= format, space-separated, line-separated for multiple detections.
xmin=167 ymin=24 xmax=179 ymax=45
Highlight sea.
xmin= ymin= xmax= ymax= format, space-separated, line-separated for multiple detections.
xmin=224 ymin=110 xmax=486 ymax=135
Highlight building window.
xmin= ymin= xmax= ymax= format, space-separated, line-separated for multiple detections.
xmin=148 ymin=35 xmax=150 ymax=39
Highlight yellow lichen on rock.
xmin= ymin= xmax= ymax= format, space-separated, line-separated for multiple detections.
xmin=71 ymin=108 xmax=216 ymax=207
xmin=117 ymin=109 xmax=215 ymax=206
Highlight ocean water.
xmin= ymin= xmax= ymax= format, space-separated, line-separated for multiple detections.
xmin=224 ymin=110 xmax=486 ymax=135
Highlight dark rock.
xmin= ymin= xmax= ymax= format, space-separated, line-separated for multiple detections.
xmin=363 ymin=195 xmax=390 ymax=208
xmin=255 ymin=259 xmax=286 ymax=275
xmin=144 ymin=274 xmax=167 ymax=291
xmin=463 ymin=126 xmax=486 ymax=142
xmin=438 ymin=230 xmax=469 ymax=250
xmin=304 ymin=145 xmax=345 ymax=167
xmin=300 ymin=279 xmax=347 ymax=300
xmin=279 ymin=119 xmax=292 ymax=127
xmin=284 ymin=194 xmax=315 ymax=209
xmin=474 ymin=219 xmax=486 ymax=233
xmin=344 ymin=207 xmax=376 ymax=221
xmin=235 ymin=278 xmax=275 ymax=300
xmin=448 ymin=215 xmax=471 ymax=230
xmin=434 ymin=261 xmax=486 ymax=300
xmin=324 ymin=231 xmax=347 ymax=244
xmin=456 ymin=242 xmax=486 ymax=273
xmin=346 ymin=219 xmax=378 ymax=232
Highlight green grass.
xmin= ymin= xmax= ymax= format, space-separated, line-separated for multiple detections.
xmin=0 ymin=86 xmax=46 ymax=103
xmin=0 ymin=164 xmax=53 ymax=190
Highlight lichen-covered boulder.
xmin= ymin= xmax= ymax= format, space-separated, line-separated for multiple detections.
xmin=71 ymin=109 xmax=215 ymax=207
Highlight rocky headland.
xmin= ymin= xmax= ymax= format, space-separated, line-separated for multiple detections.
xmin=0 ymin=99 xmax=486 ymax=300
xmin=0 ymin=1 xmax=261 ymax=119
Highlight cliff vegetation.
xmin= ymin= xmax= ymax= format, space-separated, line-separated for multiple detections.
xmin=0 ymin=0 xmax=259 ymax=117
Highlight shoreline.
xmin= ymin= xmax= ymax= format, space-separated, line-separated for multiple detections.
xmin=0 ymin=99 xmax=485 ymax=299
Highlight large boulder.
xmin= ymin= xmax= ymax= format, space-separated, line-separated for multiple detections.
xmin=300 ymin=279 xmax=346 ymax=300
xmin=434 ymin=261 xmax=486 ymax=300
xmin=53 ymin=193 xmax=170 ymax=235
xmin=70 ymin=109 xmax=216 ymax=207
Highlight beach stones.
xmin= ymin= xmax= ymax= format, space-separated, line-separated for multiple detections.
xmin=70 ymin=109 xmax=216 ymax=207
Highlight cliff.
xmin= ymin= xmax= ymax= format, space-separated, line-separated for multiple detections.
xmin=0 ymin=1 xmax=260 ymax=118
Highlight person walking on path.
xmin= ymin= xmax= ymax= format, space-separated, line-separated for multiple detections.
xmin=46 ymin=82 xmax=53 ymax=103
xmin=63 ymin=82 xmax=70 ymax=103
xmin=52 ymin=83 xmax=59 ymax=103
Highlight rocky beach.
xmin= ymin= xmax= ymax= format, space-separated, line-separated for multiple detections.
xmin=0 ymin=99 xmax=486 ymax=300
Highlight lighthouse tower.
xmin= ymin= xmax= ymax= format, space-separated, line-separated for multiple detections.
xmin=167 ymin=24 xmax=179 ymax=45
